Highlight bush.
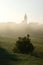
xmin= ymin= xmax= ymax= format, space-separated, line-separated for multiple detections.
xmin=13 ymin=34 xmax=35 ymax=54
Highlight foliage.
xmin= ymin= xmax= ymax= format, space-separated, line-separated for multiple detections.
xmin=13 ymin=34 xmax=34 ymax=54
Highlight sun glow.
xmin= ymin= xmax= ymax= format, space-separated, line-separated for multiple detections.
xmin=0 ymin=0 xmax=43 ymax=24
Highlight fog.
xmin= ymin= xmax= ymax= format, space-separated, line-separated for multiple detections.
xmin=0 ymin=22 xmax=43 ymax=38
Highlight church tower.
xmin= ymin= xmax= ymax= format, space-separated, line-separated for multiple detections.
xmin=24 ymin=14 xmax=27 ymax=24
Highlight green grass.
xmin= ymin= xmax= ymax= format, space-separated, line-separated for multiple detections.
xmin=0 ymin=36 xmax=43 ymax=65
xmin=9 ymin=53 xmax=43 ymax=65
xmin=0 ymin=36 xmax=43 ymax=52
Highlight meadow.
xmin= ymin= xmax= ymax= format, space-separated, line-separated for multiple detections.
xmin=0 ymin=36 xmax=43 ymax=65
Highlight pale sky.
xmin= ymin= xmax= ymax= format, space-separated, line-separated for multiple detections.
xmin=0 ymin=0 xmax=43 ymax=23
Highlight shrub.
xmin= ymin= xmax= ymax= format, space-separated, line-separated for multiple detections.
xmin=13 ymin=34 xmax=35 ymax=54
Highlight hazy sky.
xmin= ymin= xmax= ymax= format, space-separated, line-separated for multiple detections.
xmin=0 ymin=0 xmax=43 ymax=23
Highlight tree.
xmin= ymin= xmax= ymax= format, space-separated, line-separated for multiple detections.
xmin=13 ymin=34 xmax=34 ymax=54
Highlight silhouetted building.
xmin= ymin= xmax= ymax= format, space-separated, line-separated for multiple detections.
xmin=24 ymin=14 xmax=27 ymax=24
xmin=22 ymin=14 xmax=28 ymax=24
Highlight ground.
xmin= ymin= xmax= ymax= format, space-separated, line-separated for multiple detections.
xmin=0 ymin=36 xmax=43 ymax=65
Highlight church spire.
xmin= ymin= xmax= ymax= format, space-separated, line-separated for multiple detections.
xmin=24 ymin=14 xmax=27 ymax=24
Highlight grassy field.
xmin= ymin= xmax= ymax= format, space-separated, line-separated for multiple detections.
xmin=0 ymin=36 xmax=43 ymax=52
xmin=8 ymin=53 xmax=43 ymax=65
xmin=0 ymin=36 xmax=43 ymax=65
